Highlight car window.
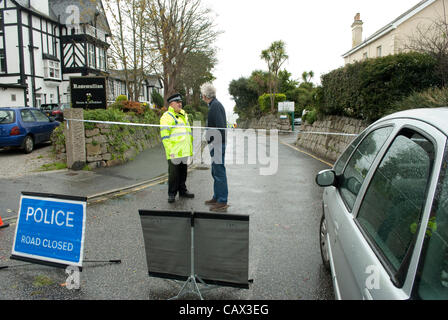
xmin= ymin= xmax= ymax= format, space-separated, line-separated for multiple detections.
xmin=416 ymin=144 xmax=448 ymax=300
xmin=356 ymin=130 xmax=435 ymax=277
xmin=334 ymin=130 xmax=368 ymax=176
xmin=20 ymin=109 xmax=35 ymax=122
xmin=0 ymin=110 xmax=14 ymax=124
xmin=31 ymin=109 xmax=50 ymax=122
xmin=339 ymin=126 xmax=393 ymax=211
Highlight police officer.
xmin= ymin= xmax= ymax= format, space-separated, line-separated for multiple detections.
xmin=160 ymin=93 xmax=194 ymax=203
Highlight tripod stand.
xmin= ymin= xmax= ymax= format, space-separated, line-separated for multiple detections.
xmin=168 ymin=213 xmax=218 ymax=300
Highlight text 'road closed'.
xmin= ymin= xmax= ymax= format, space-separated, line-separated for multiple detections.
xmin=12 ymin=194 xmax=86 ymax=267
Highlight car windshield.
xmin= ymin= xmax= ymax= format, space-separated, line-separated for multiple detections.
xmin=416 ymin=143 xmax=448 ymax=300
xmin=0 ymin=110 xmax=14 ymax=124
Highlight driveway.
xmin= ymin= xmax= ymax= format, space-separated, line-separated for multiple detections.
xmin=0 ymin=143 xmax=60 ymax=178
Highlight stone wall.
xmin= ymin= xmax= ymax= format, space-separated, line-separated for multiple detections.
xmin=295 ymin=115 xmax=369 ymax=163
xmin=54 ymin=111 xmax=161 ymax=170
xmin=237 ymin=114 xmax=292 ymax=131
xmin=85 ymin=123 xmax=160 ymax=169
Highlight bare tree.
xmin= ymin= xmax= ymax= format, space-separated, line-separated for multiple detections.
xmin=405 ymin=18 xmax=448 ymax=85
xmin=104 ymin=0 xmax=157 ymax=101
xmin=144 ymin=0 xmax=220 ymax=105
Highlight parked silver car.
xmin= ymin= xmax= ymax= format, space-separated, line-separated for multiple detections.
xmin=316 ymin=108 xmax=448 ymax=300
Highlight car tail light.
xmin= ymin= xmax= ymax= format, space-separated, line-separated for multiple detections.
xmin=52 ymin=110 xmax=62 ymax=115
xmin=10 ymin=126 xmax=21 ymax=136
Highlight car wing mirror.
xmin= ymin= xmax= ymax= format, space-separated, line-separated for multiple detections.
xmin=316 ymin=169 xmax=336 ymax=187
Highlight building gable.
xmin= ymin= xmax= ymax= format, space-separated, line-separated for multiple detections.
xmin=49 ymin=0 xmax=110 ymax=34
xmin=343 ymin=0 xmax=438 ymax=59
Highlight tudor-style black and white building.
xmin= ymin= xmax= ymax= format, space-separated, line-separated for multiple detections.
xmin=0 ymin=0 xmax=163 ymax=108
xmin=107 ymin=70 xmax=164 ymax=105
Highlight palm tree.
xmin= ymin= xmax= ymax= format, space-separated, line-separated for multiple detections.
xmin=261 ymin=41 xmax=288 ymax=113
xmin=301 ymin=71 xmax=315 ymax=83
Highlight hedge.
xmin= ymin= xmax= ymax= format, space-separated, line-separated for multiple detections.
xmin=320 ymin=52 xmax=442 ymax=121
xmin=258 ymin=93 xmax=286 ymax=113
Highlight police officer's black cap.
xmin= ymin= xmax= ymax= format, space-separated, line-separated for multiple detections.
xmin=167 ymin=93 xmax=182 ymax=103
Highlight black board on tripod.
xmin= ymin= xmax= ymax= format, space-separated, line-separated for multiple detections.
xmin=139 ymin=210 xmax=192 ymax=281
xmin=194 ymin=212 xmax=249 ymax=289
xmin=138 ymin=209 xmax=250 ymax=289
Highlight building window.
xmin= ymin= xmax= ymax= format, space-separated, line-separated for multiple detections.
xmin=36 ymin=93 xmax=42 ymax=108
xmin=98 ymin=48 xmax=106 ymax=71
xmin=11 ymin=94 xmax=16 ymax=102
xmin=0 ymin=49 xmax=5 ymax=73
xmin=363 ymin=52 xmax=368 ymax=60
xmin=88 ymin=43 xmax=96 ymax=68
xmin=377 ymin=46 xmax=382 ymax=57
xmin=44 ymin=60 xmax=60 ymax=79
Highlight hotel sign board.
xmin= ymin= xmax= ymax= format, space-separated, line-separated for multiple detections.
xmin=70 ymin=76 xmax=107 ymax=110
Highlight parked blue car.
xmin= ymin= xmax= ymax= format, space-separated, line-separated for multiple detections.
xmin=0 ymin=107 xmax=60 ymax=153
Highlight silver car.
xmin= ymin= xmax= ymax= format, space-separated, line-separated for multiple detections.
xmin=316 ymin=108 xmax=448 ymax=300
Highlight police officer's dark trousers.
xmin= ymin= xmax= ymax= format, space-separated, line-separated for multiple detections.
xmin=168 ymin=157 xmax=188 ymax=197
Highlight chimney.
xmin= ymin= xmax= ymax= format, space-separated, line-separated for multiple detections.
xmin=352 ymin=13 xmax=363 ymax=48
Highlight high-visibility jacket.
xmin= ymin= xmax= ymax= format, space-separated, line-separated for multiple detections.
xmin=160 ymin=107 xmax=193 ymax=160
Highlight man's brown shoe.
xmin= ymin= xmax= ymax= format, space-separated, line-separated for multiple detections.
xmin=204 ymin=198 xmax=217 ymax=205
xmin=210 ymin=202 xmax=229 ymax=212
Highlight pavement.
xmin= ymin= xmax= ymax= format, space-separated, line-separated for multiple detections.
xmin=0 ymin=129 xmax=335 ymax=300
xmin=0 ymin=144 xmax=181 ymax=222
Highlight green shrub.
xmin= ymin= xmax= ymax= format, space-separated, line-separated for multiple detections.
xmin=151 ymin=90 xmax=164 ymax=108
xmin=390 ymin=87 xmax=448 ymax=114
xmin=140 ymin=109 xmax=159 ymax=124
xmin=303 ymin=108 xmax=318 ymax=125
xmin=51 ymin=125 xmax=65 ymax=148
xmin=320 ymin=52 xmax=442 ymax=121
xmin=116 ymin=95 xmax=128 ymax=103
xmin=84 ymin=108 xmax=127 ymax=123
xmin=258 ymin=93 xmax=286 ymax=113
xmin=183 ymin=105 xmax=194 ymax=114
xmin=83 ymin=108 xmax=161 ymax=160
xmin=108 ymin=101 xmax=123 ymax=110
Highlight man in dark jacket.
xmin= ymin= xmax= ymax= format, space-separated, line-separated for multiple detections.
xmin=200 ymin=83 xmax=229 ymax=212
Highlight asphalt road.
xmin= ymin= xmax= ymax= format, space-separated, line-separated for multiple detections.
xmin=0 ymin=131 xmax=334 ymax=300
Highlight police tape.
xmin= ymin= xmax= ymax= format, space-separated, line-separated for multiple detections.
xmin=64 ymin=118 xmax=359 ymax=137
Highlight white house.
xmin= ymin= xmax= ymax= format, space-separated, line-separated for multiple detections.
xmin=0 ymin=0 xmax=162 ymax=108
xmin=343 ymin=0 xmax=447 ymax=64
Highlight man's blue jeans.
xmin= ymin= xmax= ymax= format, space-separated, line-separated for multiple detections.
xmin=209 ymin=143 xmax=228 ymax=204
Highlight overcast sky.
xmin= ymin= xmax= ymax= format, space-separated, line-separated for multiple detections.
xmin=201 ymin=0 xmax=420 ymax=122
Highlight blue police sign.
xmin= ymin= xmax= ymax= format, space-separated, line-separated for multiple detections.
xmin=11 ymin=193 xmax=87 ymax=268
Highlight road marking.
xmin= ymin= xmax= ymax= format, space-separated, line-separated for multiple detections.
xmin=280 ymin=140 xmax=334 ymax=167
